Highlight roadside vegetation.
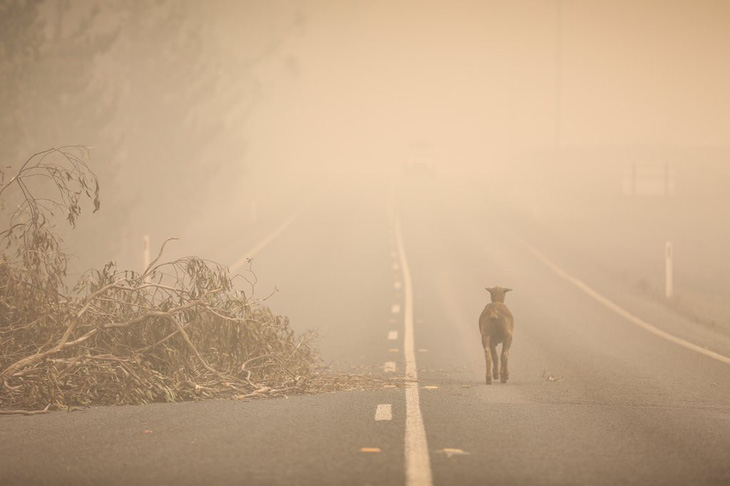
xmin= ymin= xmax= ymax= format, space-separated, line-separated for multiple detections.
xmin=0 ymin=148 xmax=389 ymax=413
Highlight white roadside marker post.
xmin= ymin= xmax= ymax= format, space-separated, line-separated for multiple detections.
xmin=250 ymin=201 xmax=258 ymax=224
xmin=665 ymin=241 xmax=673 ymax=299
xmin=143 ymin=235 xmax=150 ymax=275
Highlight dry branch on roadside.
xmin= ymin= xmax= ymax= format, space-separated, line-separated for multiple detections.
xmin=1 ymin=148 xmax=393 ymax=413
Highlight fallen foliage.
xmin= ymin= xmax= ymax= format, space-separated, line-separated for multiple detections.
xmin=1 ymin=148 xmax=394 ymax=413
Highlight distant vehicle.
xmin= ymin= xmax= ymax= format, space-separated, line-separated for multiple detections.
xmin=403 ymin=157 xmax=433 ymax=174
xmin=402 ymin=143 xmax=435 ymax=174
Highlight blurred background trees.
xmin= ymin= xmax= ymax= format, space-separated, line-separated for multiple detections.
xmin=1 ymin=0 xmax=304 ymax=274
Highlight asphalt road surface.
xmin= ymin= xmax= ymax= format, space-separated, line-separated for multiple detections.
xmin=2 ymin=171 xmax=729 ymax=485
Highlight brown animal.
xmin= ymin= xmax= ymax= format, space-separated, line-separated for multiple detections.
xmin=478 ymin=286 xmax=514 ymax=384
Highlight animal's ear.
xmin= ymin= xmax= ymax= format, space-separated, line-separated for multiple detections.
xmin=485 ymin=287 xmax=492 ymax=292
xmin=505 ymin=288 xmax=513 ymax=293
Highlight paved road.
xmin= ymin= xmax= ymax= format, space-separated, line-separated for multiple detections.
xmin=2 ymin=171 xmax=729 ymax=485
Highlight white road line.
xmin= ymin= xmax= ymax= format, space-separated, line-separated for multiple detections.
xmin=229 ymin=206 xmax=307 ymax=273
xmin=375 ymin=404 xmax=393 ymax=421
xmin=394 ymin=281 xmax=403 ymax=290
xmin=392 ymin=262 xmax=400 ymax=271
xmin=383 ymin=361 xmax=397 ymax=373
xmin=391 ymin=304 xmax=401 ymax=314
xmin=388 ymin=330 xmax=398 ymax=340
xmin=524 ymin=241 xmax=730 ymax=366
xmin=394 ymin=217 xmax=433 ymax=486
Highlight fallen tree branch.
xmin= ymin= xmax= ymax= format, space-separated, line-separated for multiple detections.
xmin=0 ymin=404 xmax=50 ymax=415
xmin=1 ymin=149 xmax=394 ymax=412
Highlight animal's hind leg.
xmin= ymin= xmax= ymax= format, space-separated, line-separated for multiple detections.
xmin=490 ymin=343 xmax=499 ymax=380
xmin=482 ymin=334 xmax=492 ymax=385
xmin=500 ymin=337 xmax=512 ymax=383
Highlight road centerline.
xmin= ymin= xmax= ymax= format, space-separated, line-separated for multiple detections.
xmin=375 ymin=404 xmax=393 ymax=421
xmin=393 ymin=217 xmax=434 ymax=486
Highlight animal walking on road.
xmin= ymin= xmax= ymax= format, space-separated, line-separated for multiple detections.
xmin=479 ymin=286 xmax=514 ymax=384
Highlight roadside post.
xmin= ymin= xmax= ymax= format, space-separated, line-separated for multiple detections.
xmin=143 ymin=235 xmax=150 ymax=271
xmin=665 ymin=241 xmax=673 ymax=298
xmin=251 ymin=200 xmax=258 ymax=224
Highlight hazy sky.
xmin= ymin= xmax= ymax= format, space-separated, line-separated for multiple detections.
xmin=214 ymin=0 xmax=729 ymax=173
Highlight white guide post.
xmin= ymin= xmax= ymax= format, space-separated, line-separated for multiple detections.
xmin=250 ymin=201 xmax=258 ymax=224
xmin=143 ymin=235 xmax=150 ymax=272
xmin=665 ymin=241 xmax=673 ymax=299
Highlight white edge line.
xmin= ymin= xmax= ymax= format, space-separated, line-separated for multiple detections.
xmin=229 ymin=206 xmax=307 ymax=273
xmin=394 ymin=217 xmax=433 ymax=486
xmin=523 ymin=240 xmax=730 ymax=366
xmin=375 ymin=404 xmax=393 ymax=421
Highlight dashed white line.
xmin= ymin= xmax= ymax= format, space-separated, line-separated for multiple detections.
xmin=391 ymin=304 xmax=401 ymax=314
xmin=394 ymin=281 xmax=403 ymax=290
xmin=393 ymin=217 xmax=433 ymax=486
xmin=375 ymin=404 xmax=393 ymax=421
xmin=383 ymin=361 xmax=397 ymax=373
xmin=392 ymin=262 xmax=400 ymax=271
xmin=388 ymin=330 xmax=398 ymax=340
